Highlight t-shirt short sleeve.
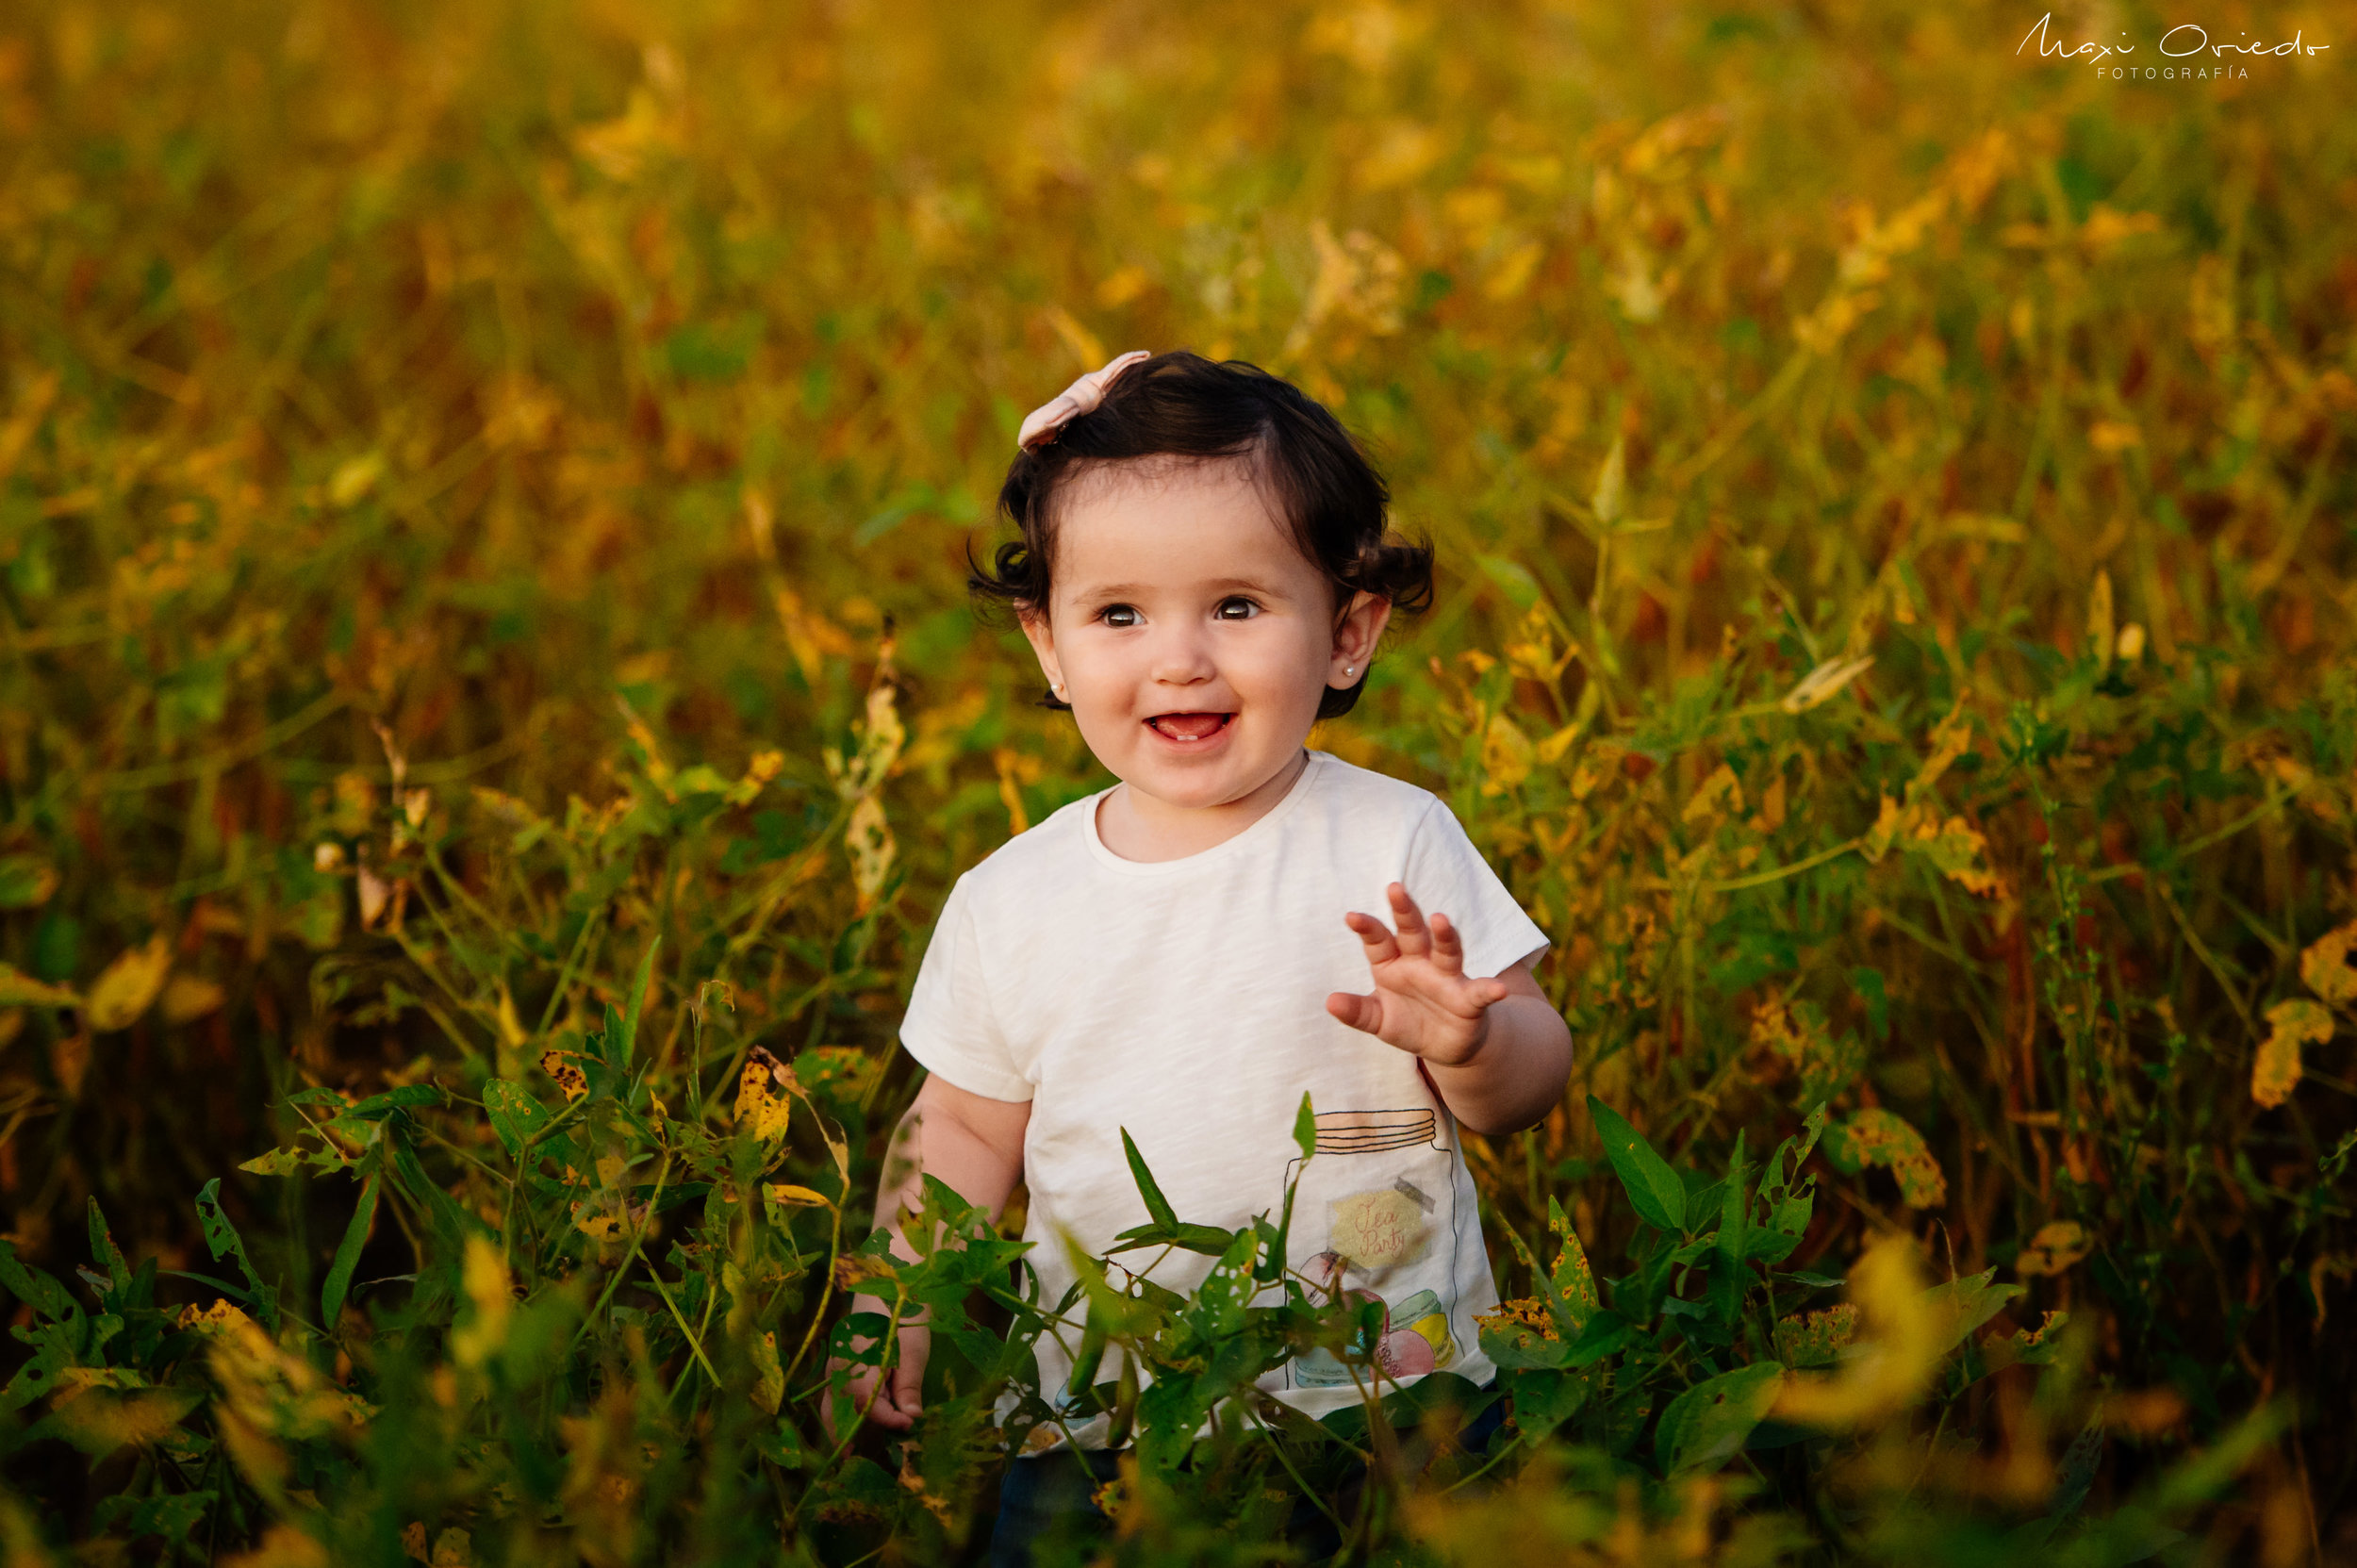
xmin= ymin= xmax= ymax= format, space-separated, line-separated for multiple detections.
xmin=897 ymin=874 xmax=1034 ymax=1103
xmin=1403 ymin=799 xmax=1552 ymax=982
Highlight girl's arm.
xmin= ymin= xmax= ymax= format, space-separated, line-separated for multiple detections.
xmin=1419 ymin=956 xmax=1572 ymax=1135
xmin=1327 ymin=882 xmax=1573 ymax=1137
xmin=832 ymin=1075 xmax=1030 ymax=1433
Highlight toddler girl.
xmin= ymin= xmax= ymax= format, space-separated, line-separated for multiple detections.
xmin=838 ymin=350 xmax=1572 ymax=1557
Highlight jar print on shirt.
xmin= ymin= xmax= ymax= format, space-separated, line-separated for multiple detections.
xmin=1281 ymin=1108 xmax=1462 ymax=1389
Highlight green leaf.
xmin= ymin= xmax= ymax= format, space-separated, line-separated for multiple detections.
xmin=1292 ymin=1092 xmax=1316 ymax=1164
xmin=1545 ymin=1197 xmax=1600 ymax=1330
xmin=194 ymin=1179 xmax=279 ymax=1331
xmin=321 ymin=1175 xmax=379 ymax=1330
xmin=1475 ymin=553 xmax=1541 ymax=609
xmin=622 ymin=935 xmax=660 ymax=1059
xmin=239 ymin=1147 xmax=308 ymax=1177
xmin=483 ymin=1079 xmax=552 ymax=1158
xmin=0 ymin=1240 xmax=77 ymax=1323
xmin=1120 ymin=1128 xmax=1178 ymax=1233
xmin=1656 ymin=1362 xmax=1785 ymax=1476
xmin=341 ymin=1084 xmax=444 ymax=1120
xmin=87 ymin=1198 xmax=131 ymax=1295
xmin=1589 ymin=1096 xmax=1686 ymax=1232
xmin=1561 ymin=1310 xmax=1637 ymax=1368
xmin=1710 ymin=1132 xmax=1749 ymax=1325
xmin=1921 ymin=1268 xmax=2024 ymax=1359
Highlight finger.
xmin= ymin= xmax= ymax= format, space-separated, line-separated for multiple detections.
xmin=889 ymin=1362 xmax=925 ymax=1424
xmin=1327 ymin=990 xmax=1383 ymax=1035
xmin=1387 ymin=883 xmax=1430 ymax=955
xmin=1426 ymin=912 xmax=1466 ymax=976
xmin=1343 ymin=910 xmax=1400 ymax=966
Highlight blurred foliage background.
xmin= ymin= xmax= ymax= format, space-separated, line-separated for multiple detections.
xmin=0 ymin=0 xmax=2353 ymax=1560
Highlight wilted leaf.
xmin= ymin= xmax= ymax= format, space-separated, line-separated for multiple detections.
xmin=1776 ymin=1304 xmax=1858 ymax=1367
xmin=2015 ymin=1220 xmax=2092 ymax=1278
xmin=2254 ymin=999 xmax=2332 ymax=1109
xmin=539 ymin=1050 xmax=589 ymax=1103
xmin=1824 ymin=1109 xmax=1947 ymax=1208
xmin=735 ymin=1058 xmax=791 ymax=1146
xmin=2300 ymin=920 xmax=2357 ymax=1008
xmin=85 ymin=934 xmax=173 ymax=1032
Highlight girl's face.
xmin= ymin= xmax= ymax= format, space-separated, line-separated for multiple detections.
xmin=1019 ymin=457 xmax=1390 ymax=817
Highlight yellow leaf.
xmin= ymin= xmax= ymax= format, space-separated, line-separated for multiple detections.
xmin=2254 ymin=999 xmax=2333 ymax=1110
xmin=0 ymin=963 xmax=77 ymax=1010
xmin=2300 ymin=920 xmax=2357 ymax=1008
xmin=764 ymin=1182 xmax=832 ymax=1209
xmin=574 ymin=1209 xmax=626 ymax=1244
xmin=539 ymin=1049 xmax=588 ymax=1103
xmin=846 ymin=793 xmax=896 ymax=911
xmin=750 ymin=1329 xmax=784 ymax=1414
xmin=327 ymin=452 xmax=385 ymax=507
xmin=450 ymin=1236 xmax=512 ymax=1370
xmin=1591 ymin=433 xmax=1626 ymax=527
xmin=161 ymin=974 xmax=227 ymax=1025
xmin=86 ymin=934 xmax=173 ymax=1032
xmin=1094 ymin=265 xmax=1151 ymax=309
xmin=1779 ymin=654 xmax=1874 ymax=714
xmin=2087 ymin=569 xmax=2115 ymax=665
xmin=734 ymin=1059 xmax=791 ymax=1145
xmin=1478 ymin=714 xmax=1533 ymax=796
xmin=1043 ymin=306 xmax=1106 ymax=371
xmin=1484 ymin=239 xmax=1543 ymax=302
xmin=1680 ymin=764 xmax=1743 ymax=826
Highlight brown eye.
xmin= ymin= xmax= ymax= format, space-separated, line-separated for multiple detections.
xmin=1214 ymin=597 xmax=1259 ymax=620
xmin=1099 ymin=604 xmax=1140 ymax=628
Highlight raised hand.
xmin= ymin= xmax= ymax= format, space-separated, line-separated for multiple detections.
xmin=1326 ymin=883 xmax=1513 ymax=1067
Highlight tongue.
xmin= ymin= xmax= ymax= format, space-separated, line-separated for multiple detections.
xmin=1154 ymin=713 xmax=1226 ymax=740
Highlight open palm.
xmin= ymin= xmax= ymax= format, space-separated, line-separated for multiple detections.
xmin=1327 ymin=883 xmax=1510 ymax=1067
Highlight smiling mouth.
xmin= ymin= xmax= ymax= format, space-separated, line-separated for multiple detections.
xmin=1146 ymin=712 xmax=1233 ymax=741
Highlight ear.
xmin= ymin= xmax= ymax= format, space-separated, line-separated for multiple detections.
xmin=1328 ymin=591 xmax=1393 ymax=689
xmin=1017 ymin=606 xmax=1065 ymax=700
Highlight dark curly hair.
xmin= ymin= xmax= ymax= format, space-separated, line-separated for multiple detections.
xmin=967 ymin=351 xmax=1434 ymax=719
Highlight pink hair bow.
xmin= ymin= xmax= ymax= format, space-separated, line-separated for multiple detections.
xmin=1016 ymin=349 xmax=1152 ymax=450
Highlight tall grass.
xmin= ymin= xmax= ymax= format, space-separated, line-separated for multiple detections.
xmin=0 ymin=0 xmax=2350 ymax=1560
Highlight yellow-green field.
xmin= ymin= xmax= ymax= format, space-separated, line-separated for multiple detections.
xmin=0 ymin=0 xmax=2351 ymax=1561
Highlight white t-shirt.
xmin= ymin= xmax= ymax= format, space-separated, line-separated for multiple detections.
xmin=898 ymin=748 xmax=1551 ymax=1444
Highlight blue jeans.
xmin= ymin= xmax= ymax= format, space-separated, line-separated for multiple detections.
xmin=987 ymin=1385 xmax=1506 ymax=1568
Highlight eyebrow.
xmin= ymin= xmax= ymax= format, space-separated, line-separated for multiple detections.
xmin=1073 ymin=577 xmax=1291 ymax=600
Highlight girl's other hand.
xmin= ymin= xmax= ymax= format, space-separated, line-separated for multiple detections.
xmin=825 ymin=1303 xmax=929 ymax=1436
xmin=1327 ymin=883 xmax=1512 ymax=1067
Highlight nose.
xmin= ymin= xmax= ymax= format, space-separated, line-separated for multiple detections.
xmin=1146 ymin=621 xmax=1216 ymax=688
